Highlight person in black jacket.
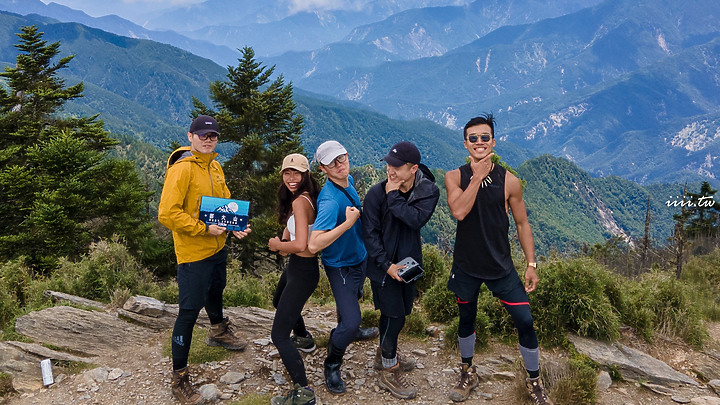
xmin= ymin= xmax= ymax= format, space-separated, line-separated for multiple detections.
xmin=363 ymin=141 xmax=440 ymax=400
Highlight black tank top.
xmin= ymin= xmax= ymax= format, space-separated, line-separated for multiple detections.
xmin=452 ymin=163 xmax=515 ymax=279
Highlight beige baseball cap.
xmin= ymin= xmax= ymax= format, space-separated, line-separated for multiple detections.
xmin=281 ymin=153 xmax=310 ymax=172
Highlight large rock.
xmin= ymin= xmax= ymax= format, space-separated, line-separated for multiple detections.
xmin=122 ymin=295 xmax=166 ymax=317
xmin=568 ymin=335 xmax=699 ymax=387
xmin=14 ymin=306 xmax=156 ymax=357
xmin=118 ymin=295 xmax=335 ymax=336
xmin=0 ymin=341 xmax=93 ymax=393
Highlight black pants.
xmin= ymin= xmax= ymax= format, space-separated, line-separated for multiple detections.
xmin=172 ymin=248 xmax=227 ymax=370
xmin=270 ymin=255 xmax=320 ymax=386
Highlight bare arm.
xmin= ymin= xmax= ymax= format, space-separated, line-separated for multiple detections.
xmin=308 ymin=206 xmax=360 ymax=254
xmin=445 ymin=154 xmax=494 ymax=221
xmin=506 ymin=172 xmax=537 ymax=292
xmin=268 ymin=196 xmax=314 ymax=255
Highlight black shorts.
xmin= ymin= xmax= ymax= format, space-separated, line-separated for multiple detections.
xmin=370 ymin=277 xmax=417 ymax=318
xmin=177 ymin=247 xmax=228 ymax=310
xmin=447 ymin=264 xmax=529 ymax=305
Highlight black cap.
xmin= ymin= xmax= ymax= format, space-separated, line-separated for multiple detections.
xmin=189 ymin=115 xmax=219 ymax=136
xmin=382 ymin=141 xmax=421 ymax=167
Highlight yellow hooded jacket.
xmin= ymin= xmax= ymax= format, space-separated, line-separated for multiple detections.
xmin=158 ymin=146 xmax=231 ymax=264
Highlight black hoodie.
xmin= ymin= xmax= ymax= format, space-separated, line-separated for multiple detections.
xmin=362 ymin=164 xmax=440 ymax=284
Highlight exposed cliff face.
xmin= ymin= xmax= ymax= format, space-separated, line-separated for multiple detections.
xmin=572 ymin=181 xmax=634 ymax=246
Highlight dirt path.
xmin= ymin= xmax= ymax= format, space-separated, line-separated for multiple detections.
xmin=5 ymin=314 xmax=720 ymax=405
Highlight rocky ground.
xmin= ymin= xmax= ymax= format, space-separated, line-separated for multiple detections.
xmin=2 ymin=296 xmax=720 ymax=405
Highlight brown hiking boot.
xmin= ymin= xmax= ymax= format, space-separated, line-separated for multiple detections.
xmin=171 ymin=366 xmax=205 ymax=405
xmin=373 ymin=347 xmax=416 ymax=371
xmin=205 ymin=317 xmax=247 ymax=350
xmin=448 ymin=363 xmax=479 ymax=402
xmin=526 ymin=377 xmax=554 ymax=405
xmin=378 ymin=365 xmax=417 ymax=399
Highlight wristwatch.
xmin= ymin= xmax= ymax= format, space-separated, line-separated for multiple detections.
xmin=527 ymin=262 xmax=537 ymax=269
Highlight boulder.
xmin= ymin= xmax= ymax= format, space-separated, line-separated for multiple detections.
xmin=15 ymin=306 xmax=156 ymax=357
xmin=0 ymin=341 xmax=93 ymax=393
xmin=122 ymin=295 xmax=166 ymax=318
xmin=569 ymin=334 xmax=699 ymax=387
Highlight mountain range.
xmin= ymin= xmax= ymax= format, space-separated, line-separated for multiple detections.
xmin=0 ymin=1 xmax=713 ymax=249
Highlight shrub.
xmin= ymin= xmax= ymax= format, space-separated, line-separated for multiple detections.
xmin=0 ymin=372 xmax=14 ymax=396
xmin=512 ymin=357 xmax=596 ymax=405
xmin=402 ymin=310 xmax=429 ymax=338
xmin=531 ymin=258 xmax=620 ymax=346
xmin=223 ymin=260 xmax=279 ymax=309
xmin=224 ymin=273 xmax=271 ymax=308
xmin=422 ymin=280 xmax=457 ymax=323
xmin=681 ymin=248 xmax=720 ymax=321
xmin=148 ymin=280 xmax=180 ymax=304
xmin=416 ymin=244 xmax=449 ymax=293
xmin=46 ymin=238 xmax=155 ymax=302
xmin=638 ymin=271 xmax=708 ymax=348
xmin=361 ymin=309 xmax=380 ymax=328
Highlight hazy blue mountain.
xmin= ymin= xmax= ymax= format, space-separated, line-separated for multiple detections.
xmin=0 ymin=0 xmax=242 ymax=67
xmin=149 ymin=0 xmax=473 ymax=57
xmin=0 ymin=11 xmax=494 ymax=171
xmin=265 ymin=0 xmax=604 ymax=78
xmin=280 ymin=0 xmax=720 ymax=185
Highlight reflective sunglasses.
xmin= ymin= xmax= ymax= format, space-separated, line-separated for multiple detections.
xmin=325 ymin=153 xmax=348 ymax=169
xmin=467 ymin=134 xmax=491 ymax=143
xmin=196 ymin=132 xmax=219 ymax=141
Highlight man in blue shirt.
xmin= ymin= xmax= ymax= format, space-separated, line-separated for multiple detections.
xmin=308 ymin=140 xmax=368 ymax=395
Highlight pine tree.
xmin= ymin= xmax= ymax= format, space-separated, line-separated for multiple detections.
xmin=0 ymin=26 xmax=153 ymax=271
xmin=193 ymin=46 xmax=305 ymax=271
xmin=685 ymin=181 xmax=719 ymax=238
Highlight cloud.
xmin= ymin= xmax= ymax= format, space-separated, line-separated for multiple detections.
xmin=288 ymin=0 xmax=368 ymax=13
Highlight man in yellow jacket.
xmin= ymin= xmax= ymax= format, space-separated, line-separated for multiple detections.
xmin=158 ymin=115 xmax=251 ymax=405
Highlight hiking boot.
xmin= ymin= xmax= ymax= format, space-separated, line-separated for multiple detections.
xmin=448 ymin=363 xmax=479 ymax=402
xmin=526 ymin=377 xmax=554 ymax=405
xmin=171 ymin=366 xmax=205 ymax=405
xmin=206 ymin=317 xmax=247 ymax=350
xmin=378 ymin=365 xmax=417 ymax=399
xmin=324 ymin=338 xmax=346 ymax=394
xmin=373 ymin=347 xmax=416 ymax=371
xmin=270 ymin=383 xmax=316 ymax=405
xmin=291 ymin=332 xmax=316 ymax=353
xmin=354 ymin=326 xmax=379 ymax=341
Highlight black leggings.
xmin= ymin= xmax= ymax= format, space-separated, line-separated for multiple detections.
xmin=457 ymin=299 xmax=538 ymax=349
xmin=379 ymin=314 xmax=406 ymax=359
xmin=270 ymin=255 xmax=320 ymax=386
xmin=273 ymin=265 xmax=309 ymax=337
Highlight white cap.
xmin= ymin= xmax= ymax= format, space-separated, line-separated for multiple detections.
xmin=314 ymin=140 xmax=348 ymax=165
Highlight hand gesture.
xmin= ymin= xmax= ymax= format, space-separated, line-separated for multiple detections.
xmin=268 ymin=236 xmax=282 ymax=252
xmin=345 ymin=206 xmax=361 ymax=226
xmin=470 ymin=152 xmax=494 ymax=180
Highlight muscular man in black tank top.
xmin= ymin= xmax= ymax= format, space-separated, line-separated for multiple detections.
xmin=443 ymin=114 xmax=554 ymax=405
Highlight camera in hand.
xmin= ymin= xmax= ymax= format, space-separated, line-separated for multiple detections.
xmin=396 ymin=256 xmax=424 ymax=283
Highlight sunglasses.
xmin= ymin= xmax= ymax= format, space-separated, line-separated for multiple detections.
xmin=324 ymin=153 xmax=348 ymax=169
xmin=196 ymin=132 xmax=219 ymax=141
xmin=467 ymin=134 xmax=491 ymax=143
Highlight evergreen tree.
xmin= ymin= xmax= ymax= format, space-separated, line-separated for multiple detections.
xmin=193 ymin=46 xmax=305 ymax=271
xmin=685 ymin=181 xmax=719 ymax=238
xmin=0 ymin=26 xmax=153 ymax=271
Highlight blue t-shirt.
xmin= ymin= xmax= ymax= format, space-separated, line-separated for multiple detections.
xmin=313 ymin=175 xmax=367 ymax=267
